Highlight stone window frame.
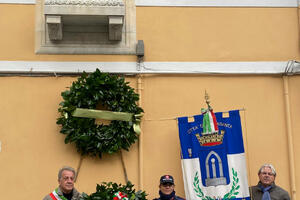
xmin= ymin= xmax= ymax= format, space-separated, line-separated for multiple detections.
xmin=35 ymin=0 xmax=136 ymax=54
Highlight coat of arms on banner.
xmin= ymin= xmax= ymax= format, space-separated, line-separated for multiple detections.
xmin=177 ymin=95 xmax=250 ymax=200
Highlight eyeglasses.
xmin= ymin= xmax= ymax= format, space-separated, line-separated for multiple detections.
xmin=162 ymin=183 xmax=174 ymax=187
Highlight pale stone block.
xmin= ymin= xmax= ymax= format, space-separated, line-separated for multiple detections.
xmin=46 ymin=15 xmax=63 ymax=40
xmin=109 ymin=16 xmax=123 ymax=41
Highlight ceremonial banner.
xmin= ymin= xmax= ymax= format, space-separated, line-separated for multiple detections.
xmin=178 ymin=110 xmax=250 ymax=200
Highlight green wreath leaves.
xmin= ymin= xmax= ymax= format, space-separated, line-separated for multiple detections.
xmin=80 ymin=181 xmax=147 ymax=200
xmin=193 ymin=168 xmax=240 ymax=200
xmin=193 ymin=172 xmax=213 ymax=200
xmin=223 ymin=168 xmax=240 ymax=200
xmin=57 ymin=69 xmax=143 ymax=157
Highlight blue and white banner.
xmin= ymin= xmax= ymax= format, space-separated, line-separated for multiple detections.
xmin=178 ymin=110 xmax=250 ymax=200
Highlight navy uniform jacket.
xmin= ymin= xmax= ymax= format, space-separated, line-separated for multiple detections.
xmin=153 ymin=196 xmax=185 ymax=200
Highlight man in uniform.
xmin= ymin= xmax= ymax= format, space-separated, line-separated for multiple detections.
xmin=43 ymin=166 xmax=81 ymax=200
xmin=250 ymin=164 xmax=290 ymax=200
xmin=153 ymin=175 xmax=185 ymax=200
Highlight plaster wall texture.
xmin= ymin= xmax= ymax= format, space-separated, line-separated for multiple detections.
xmin=0 ymin=3 xmax=299 ymax=200
xmin=0 ymin=5 xmax=299 ymax=61
xmin=0 ymin=75 xmax=299 ymax=199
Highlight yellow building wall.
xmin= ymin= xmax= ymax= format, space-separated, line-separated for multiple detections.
xmin=142 ymin=75 xmax=293 ymax=198
xmin=137 ymin=7 xmax=300 ymax=61
xmin=0 ymin=3 xmax=299 ymax=200
xmin=0 ymin=5 xmax=299 ymax=61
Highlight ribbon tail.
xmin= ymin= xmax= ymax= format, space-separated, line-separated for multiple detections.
xmin=133 ymin=123 xmax=141 ymax=134
xmin=133 ymin=114 xmax=143 ymax=134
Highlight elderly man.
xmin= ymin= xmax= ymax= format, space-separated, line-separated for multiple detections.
xmin=43 ymin=166 xmax=81 ymax=200
xmin=250 ymin=164 xmax=290 ymax=200
xmin=153 ymin=175 xmax=185 ymax=200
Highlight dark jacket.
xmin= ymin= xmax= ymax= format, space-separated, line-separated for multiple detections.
xmin=153 ymin=196 xmax=185 ymax=200
xmin=250 ymin=182 xmax=290 ymax=200
xmin=43 ymin=187 xmax=81 ymax=200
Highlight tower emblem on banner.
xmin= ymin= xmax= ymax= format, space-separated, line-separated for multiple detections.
xmin=177 ymin=92 xmax=250 ymax=200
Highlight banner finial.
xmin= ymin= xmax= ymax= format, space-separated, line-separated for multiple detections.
xmin=205 ymin=90 xmax=211 ymax=110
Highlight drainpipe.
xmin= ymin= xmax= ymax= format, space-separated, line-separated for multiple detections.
xmin=283 ymin=75 xmax=296 ymax=200
xmin=136 ymin=40 xmax=145 ymax=190
xmin=137 ymin=74 xmax=143 ymax=190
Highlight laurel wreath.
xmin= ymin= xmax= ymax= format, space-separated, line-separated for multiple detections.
xmin=80 ymin=181 xmax=147 ymax=200
xmin=56 ymin=69 xmax=143 ymax=157
xmin=193 ymin=168 xmax=240 ymax=200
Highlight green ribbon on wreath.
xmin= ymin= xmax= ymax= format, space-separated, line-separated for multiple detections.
xmin=72 ymin=108 xmax=142 ymax=134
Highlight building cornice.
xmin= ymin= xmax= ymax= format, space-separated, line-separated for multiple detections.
xmin=0 ymin=0 xmax=297 ymax=7
xmin=0 ymin=61 xmax=298 ymax=75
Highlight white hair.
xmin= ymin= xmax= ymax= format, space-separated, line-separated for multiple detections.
xmin=58 ymin=166 xmax=76 ymax=180
xmin=258 ymin=164 xmax=276 ymax=176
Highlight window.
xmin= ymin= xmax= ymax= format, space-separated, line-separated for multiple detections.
xmin=35 ymin=0 xmax=136 ymax=54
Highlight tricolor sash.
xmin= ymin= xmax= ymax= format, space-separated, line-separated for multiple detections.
xmin=49 ymin=188 xmax=68 ymax=200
